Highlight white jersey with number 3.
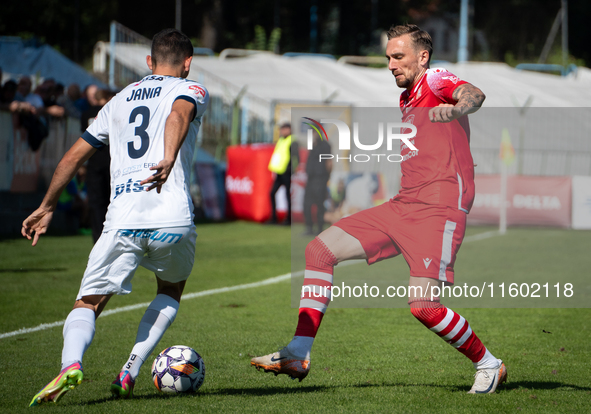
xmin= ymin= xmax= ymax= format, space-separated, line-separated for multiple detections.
xmin=82 ymin=75 xmax=209 ymax=231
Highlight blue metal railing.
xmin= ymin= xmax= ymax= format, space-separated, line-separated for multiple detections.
xmin=282 ymin=52 xmax=336 ymax=60
xmin=515 ymin=63 xmax=578 ymax=77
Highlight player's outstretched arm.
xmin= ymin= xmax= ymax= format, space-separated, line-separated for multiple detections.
xmin=141 ymin=99 xmax=195 ymax=193
xmin=453 ymin=83 xmax=485 ymax=113
xmin=429 ymin=83 xmax=486 ymax=123
xmin=22 ymin=138 xmax=96 ymax=246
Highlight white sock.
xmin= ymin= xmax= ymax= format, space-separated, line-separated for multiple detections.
xmin=287 ymin=336 xmax=314 ymax=360
xmin=61 ymin=308 xmax=95 ymax=370
xmin=122 ymin=294 xmax=179 ymax=380
xmin=473 ymin=348 xmax=500 ymax=370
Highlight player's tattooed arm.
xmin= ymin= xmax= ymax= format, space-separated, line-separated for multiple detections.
xmin=430 ymin=83 xmax=485 ymax=123
xmin=452 ymin=83 xmax=486 ymax=111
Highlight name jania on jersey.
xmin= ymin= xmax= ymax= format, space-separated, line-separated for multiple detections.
xmin=126 ymin=87 xmax=162 ymax=102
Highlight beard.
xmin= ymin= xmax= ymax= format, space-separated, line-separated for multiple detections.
xmin=395 ymin=75 xmax=411 ymax=88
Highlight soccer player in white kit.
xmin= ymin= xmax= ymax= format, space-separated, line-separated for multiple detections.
xmin=23 ymin=29 xmax=209 ymax=406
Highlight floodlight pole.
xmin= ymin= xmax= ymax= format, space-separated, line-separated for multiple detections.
xmin=457 ymin=0 xmax=469 ymax=63
xmin=310 ymin=2 xmax=318 ymax=53
xmin=176 ymin=0 xmax=182 ymax=31
xmin=109 ymin=21 xmax=116 ymax=89
xmin=561 ymin=0 xmax=568 ymax=68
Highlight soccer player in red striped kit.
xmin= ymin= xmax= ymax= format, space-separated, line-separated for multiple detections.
xmin=252 ymin=24 xmax=507 ymax=394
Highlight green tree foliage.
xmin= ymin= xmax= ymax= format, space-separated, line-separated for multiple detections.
xmin=246 ymin=26 xmax=281 ymax=52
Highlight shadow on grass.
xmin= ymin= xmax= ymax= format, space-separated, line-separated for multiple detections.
xmin=81 ymin=380 xmax=591 ymax=406
xmin=0 ymin=268 xmax=68 ymax=273
xmin=502 ymin=381 xmax=591 ymax=392
xmin=202 ymin=380 xmax=591 ymax=396
xmin=84 ymin=392 xmax=201 ymax=406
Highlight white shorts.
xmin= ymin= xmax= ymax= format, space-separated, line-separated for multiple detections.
xmin=77 ymin=226 xmax=197 ymax=299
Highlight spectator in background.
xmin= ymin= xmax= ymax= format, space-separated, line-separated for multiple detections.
xmin=10 ymin=76 xmax=65 ymax=150
xmin=68 ymin=84 xmax=82 ymax=102
xmin=82 ymin=88 xmax=115 ymax=242
xmin=10 ymin=76 xmax=48 ymax=151
xmin=38 ymin=78 xmax=58 ymax=107
xmin=55 ymin=83 xmax=65 ymax=98
xmin=267 ymin=122 xmax=299 ymax=225
xmin=303 ymin=130 xmax=332 ymax=235
xmin=35 ymin=80 xmax=65 ymax=117
xmin=53 ymin=83 xmax=65 ymax=108
xmin=75 ymin=84 xmax=98 ymax=114
xmin=11 ymin=76 xmax=65 ymax=117
xmin=14 ymin=76 xmax=43 ymax=109
xmin=57 ymin=83 xmax=82 ymax=118
xmin=0 ymin=79 xmax=17 ymax=111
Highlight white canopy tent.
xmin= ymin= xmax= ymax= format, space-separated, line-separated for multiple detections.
xmin=94 ymin=44 xmax=591 ymax=183
xmin=191 ymin=54 xmax=591 ymax=108
xmin=96 ymin=43 xmax=591 ymax=108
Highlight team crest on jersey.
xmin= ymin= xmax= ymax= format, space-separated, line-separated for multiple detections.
xmin=416 ymin=86 xmax=422 ymax=99
xmin=402 ymin=114 xmax=415 ymax=134
xmin=442 ymin=75 xmax=459 ymax=84
xmin=189 ymin=85 xmax=206 ymax=97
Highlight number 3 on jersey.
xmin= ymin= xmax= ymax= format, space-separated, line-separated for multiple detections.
xmin=128 ymin=106 xmax=150 ymax=159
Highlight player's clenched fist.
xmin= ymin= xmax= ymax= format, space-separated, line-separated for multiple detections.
xmin=429 ymin=104 xmax=459 ymax=123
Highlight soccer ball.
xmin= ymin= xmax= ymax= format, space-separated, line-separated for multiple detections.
xmin=151 ymin=345 xmax=205 ymax=394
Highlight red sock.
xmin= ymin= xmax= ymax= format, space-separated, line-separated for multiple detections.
xmin=410 ymin=298 xmax=486 ymax=363
xmin=294 ymin=237 xmax=338 ymax=338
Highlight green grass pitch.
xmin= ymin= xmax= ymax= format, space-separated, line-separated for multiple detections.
xmin=1 ymin=222 xmax=590 ymax=413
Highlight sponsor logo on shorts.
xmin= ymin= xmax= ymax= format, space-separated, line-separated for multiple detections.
xmin=117 ymin=229 xmax=184 ymax=244
xmin=423 ymin=258 xmax=432 ymax=269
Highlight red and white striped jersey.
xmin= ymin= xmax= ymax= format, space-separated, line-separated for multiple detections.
xmin=397 ymin=68 xmax=475 ymax=213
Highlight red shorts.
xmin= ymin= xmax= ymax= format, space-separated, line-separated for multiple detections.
xmin=333 ymin=199 xmax=466 ymax=284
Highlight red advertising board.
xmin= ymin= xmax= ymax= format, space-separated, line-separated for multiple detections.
xmin=226 ymin=144 xmax=283 ymax=222
xmin=469 ymin=175 xmax=571 ymax=228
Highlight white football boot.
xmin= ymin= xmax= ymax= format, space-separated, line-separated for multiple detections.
xmin=468 ymin=360 xmax=507 ymax=394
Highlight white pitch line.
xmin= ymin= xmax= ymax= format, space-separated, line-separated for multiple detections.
xmin=0 ymin=230 xmax=500 ymax=340
xmin=464 ymin=230 xmax=501 ymax=243
xmin=0 ymin=272 xmax=294 ymax=340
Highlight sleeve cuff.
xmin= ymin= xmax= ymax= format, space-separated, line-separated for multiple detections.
xmin=175 ymin=95 xmax=198 ymax=121
xmin=82 ymin=131 xmax=106 ymax=149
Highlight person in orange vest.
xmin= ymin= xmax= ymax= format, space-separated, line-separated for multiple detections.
xmin=267 ymin=122 xmax=299 ymax=225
